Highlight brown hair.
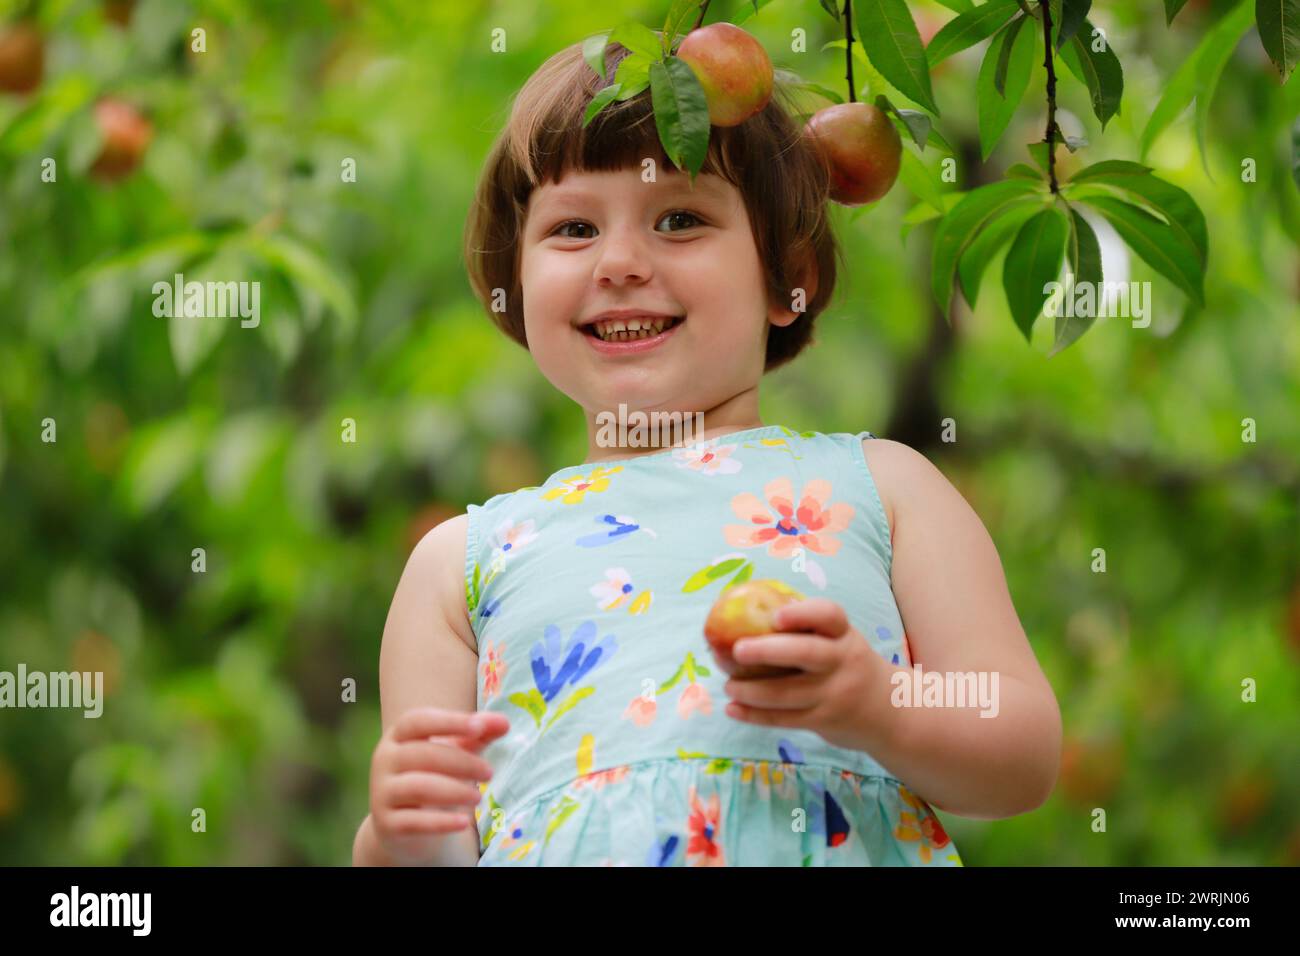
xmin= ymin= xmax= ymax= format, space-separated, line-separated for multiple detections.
xmin=462 ymin=33 xmax=844 ymax=372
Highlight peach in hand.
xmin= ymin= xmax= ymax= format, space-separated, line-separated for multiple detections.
xmin=704 ymin=578 xmax=808 ymax=679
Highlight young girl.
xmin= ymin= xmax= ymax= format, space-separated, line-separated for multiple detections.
xmin=353 ymin=35 xmax=1061 ymax=867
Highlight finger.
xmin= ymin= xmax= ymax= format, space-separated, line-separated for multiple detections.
xmin=386 ymin=773 xmax=484 ymax=811
xmin=391 ymin=708 xmax=477 ymax=743
xmin=725 ymin=700 xmax=817 ymax=729
xmin=724 ymin=673 xmax=822 ymax=710
xmin=385 ymin=808 xmax=474 ymax=836
xmin=392 ymin=708 xmax=509 ymax=745
xmin=732 ymin=635 xmax=839 ymax=674
xmin=392 ymin=741 xmax=495 ymax=782
xmin=773 ymin=598 xmax=849 ymax=639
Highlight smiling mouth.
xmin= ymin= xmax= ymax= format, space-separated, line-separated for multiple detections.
xmin=583 ymin=316 xmax=684 ymax=342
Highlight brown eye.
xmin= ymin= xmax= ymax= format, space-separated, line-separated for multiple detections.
xmin=554 ymin=221 xmax=595 ymax=239
xmin=657 ymin=210 xmax=701 ymax=233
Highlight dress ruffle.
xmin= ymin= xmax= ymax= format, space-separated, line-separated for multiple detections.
xmin=476 ymin=757 xmax=962 ymax=867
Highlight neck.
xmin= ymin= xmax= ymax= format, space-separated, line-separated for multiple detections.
xmin=581 ymin=389 xmax=764 ymax=465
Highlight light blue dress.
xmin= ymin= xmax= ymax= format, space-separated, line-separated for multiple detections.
xmin=466 ymin=425 xmax=962 ymax=866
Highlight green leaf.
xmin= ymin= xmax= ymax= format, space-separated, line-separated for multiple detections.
xmin=1052 ymin=205 xmax=1104 ymax=355
xmin=877 ymin=94 xmax=931 ymax=148
xmin=901 ymin=193 xmax=962 ymax=241
xmin=119 ymin=415 xmax=209 ymax=514
xmin=1277 ymin=157 xmax=1300 ymax=242
xmin=931 ymin=178 xmax=1043 ymax=313
xmin=1002 ymin=206 xmax=1070 ymax=342
xmin=1005 ymin=162 xmax=1044 ymax=181
xmin=169 ymin=307 xmax=228 ymax=378
xmin=855 ymin=0 xmax=940 ymax=115
xmin=1067 ymin=161 xmax=1207 ymax=265
xmin=1293 ymin=115 xmax=1300 ymax=189
xmin=818 ymin=0 xmax=842 ymax=20
xmin=650 ymin=57 xmax=711 ymax=178
xmin=509 ymin=689 xmax=547 ymax=728
xmin=957 ymin=198 xmax=1043 ymax=307
xmin=728 ymin=561 xmax=754 ymax=588
xmin=583 ymin=32 xmax=612 ymax=81
xmin=994 ymin=13 xmax=1028 ymax=96
xmin=683 ymin=557 xmax=745 ymax=591
xmin=1060 ymin=20 xmax=1123 ymax=128
xmin=799 ymin=81 xmax=845 ymax=105
xmin=467 ymin=562 xmax=482 ymax=613
xmin=1194 ymin=2 xmax=1256 ymax=168
xmin=926 ymin=0 xmax=1018 ymax=66
xmin=664 ymin=0 xmax=699 ymax=53
xmin=1164 ymin=0 xmax=1191 ymax=23
xmin=1139 ymin=2 xmax=1252 ymax=162
xmin=1256 ymin=0 xmax=1300 ymax=79
xmin=927 ymin=124 xmax=956 ymax=153
xmin=900 ymin=200 xmax=944 ymax=241
xmin=658 ymin=661 xmax=688 ymax=693
xmin=899 ymin=148 xmax=947 ymax=212
xmin=1057 ymin=0 xmax=1091 ymax=51
xmin=728 ymin=0 xmax=779 ymax=25
xmin=614 ymin=55 xmax=652 ymax=100
xmin=242 ymin=233 xmax=358 ymax=332
xmin=609 ymin=21 xmax=665 ymax=61
xmin=544 ymin=686 xmax=596 ymax=730
xmin=583 ymin=83 xmax=624 ymax=126
xmin=934 ymin=0 xmax=976 ymax=12
xmin=544 ymin=796 xmax=581 ymax=844
xmin=1083 ymin=196 xmax=1205 ymax=305
xmin=977 ymin=11 xmax=1037 ymax=160
xmin=1067 ymin=159 xmax=1154 ymax=182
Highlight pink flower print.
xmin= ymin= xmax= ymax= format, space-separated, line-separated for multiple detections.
xmin=723 ymin=477 xmax=854 ymax=559
xmin=590 ymin=567 xmax=653 ymax=614
xmin=676 ymin=681 xmax=713 ymax=720
xmin=622 ymin=693 xmax=657 ymax=727
xmin=541 ymin=465 xmax=623 ymax=505
xmin=491 ymin=518 xmax=538 ymax=566
xmin=686 ymin=785 xmax=725 ymax=866
xmin=573 ymin=765 xmax=631 ymax=790
xmin=673 ymin=439 xmax=741 ymax=475
xmin=480 ymin=640 xmax=507 ymax=700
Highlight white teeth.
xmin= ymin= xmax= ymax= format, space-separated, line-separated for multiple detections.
xmin=591 ymin=316 xmax=677 ymax=341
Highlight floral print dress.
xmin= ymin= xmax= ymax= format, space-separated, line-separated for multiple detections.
xmin=466 ymin=425 xmax=961 ymax=866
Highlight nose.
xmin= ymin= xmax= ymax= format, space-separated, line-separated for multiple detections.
xmin=593 ymin=222 xmax=652 ymax=287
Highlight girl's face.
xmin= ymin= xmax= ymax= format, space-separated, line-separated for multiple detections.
xmin=519 ymin=166 xmax=800 ymax=419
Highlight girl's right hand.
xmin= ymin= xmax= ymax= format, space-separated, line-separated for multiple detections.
xmin=369 ymin=706 xmax=510 ymax=865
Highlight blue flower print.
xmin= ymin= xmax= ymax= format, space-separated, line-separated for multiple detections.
xmin=508 ymin=620 xmax=618 ymax=734
xmin=575 ymin=513 xmax=658 ymax=547
xmin=646 ymin=834 xmax=680 ymax=867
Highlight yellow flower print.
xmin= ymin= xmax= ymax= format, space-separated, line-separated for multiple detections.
xmin=739 ymin=759 xmax=799 ymax=801
xmin=894 ymin=785 xmax=954 ymax=864
xmin=542 ymin=465 xmax=623 ymax=505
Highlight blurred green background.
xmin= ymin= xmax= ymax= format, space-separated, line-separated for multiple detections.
xmin=0 ymin=0 xmax=1297 ymax=865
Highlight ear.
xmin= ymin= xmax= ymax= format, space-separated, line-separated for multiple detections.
xmin=768 ymin=250 xmax=818 ymax=329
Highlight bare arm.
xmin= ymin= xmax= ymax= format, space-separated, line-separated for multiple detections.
xmin=861 ymin=438 xmax=1062 ymax=819
xmin=353 ymin=514 xmax=491 ymax=866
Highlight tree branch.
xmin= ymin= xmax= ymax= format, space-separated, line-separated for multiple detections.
xmin=1041 ymin=2 xmax=1060 ymax=194
xmin=845 ymin=0 xmax=856 ymax=103
xmin=693 ymin=0 xmax=712 ymax=31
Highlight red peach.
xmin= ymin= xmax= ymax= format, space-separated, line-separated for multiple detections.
xmin=704 ymin=578 xmax=808 ymax=679
xmin=674 ymin=22 xmax=773 ymax=127
xmin=802 ymin=102 xmax=902 ymax=206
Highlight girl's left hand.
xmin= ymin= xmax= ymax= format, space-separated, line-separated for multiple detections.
xmin=722 ymin=598 xmax=898 ymax=754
